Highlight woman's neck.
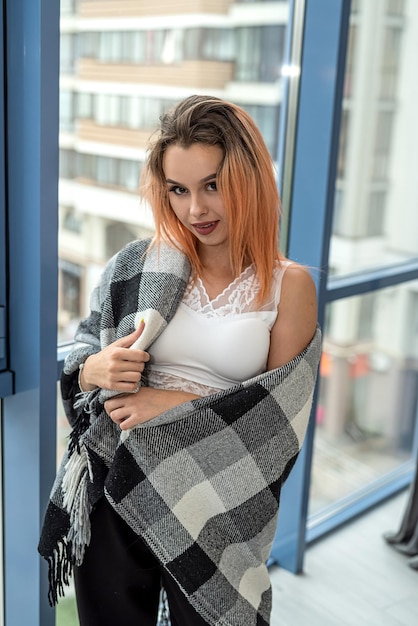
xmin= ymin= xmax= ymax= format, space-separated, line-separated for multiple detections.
xmin=196 ymin=247 xmax=250 ymax=301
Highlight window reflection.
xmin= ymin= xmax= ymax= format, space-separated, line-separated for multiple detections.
xmin=236 ymin=25 xmax=286 ymax=82
xmin=311 ymin=282 xmax=418 ymax=513
xmin=313 ymin=0 xmax=418 ymax=516
xmin=331 ymin=0 xmax=417 ymax=274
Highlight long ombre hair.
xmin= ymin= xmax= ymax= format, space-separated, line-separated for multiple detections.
xmin=141 ymin=95 xmax=284 ymax=305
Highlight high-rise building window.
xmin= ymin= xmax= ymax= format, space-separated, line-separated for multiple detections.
xmin=81 ymin=28 xmax=236 ymax=65
xmin=77 ymin=153 xmax=96 ymax=181
xmin=235 ymin=25 xmax=286 ymax=82
xmin=59 ymin=149 xmax=77 ymax=179
xmin=358 ymin=292 xmax=376 ymax=340
xmin=79 ymin=93 xmax=178 ymax=131
xmin=380 ymin=26 xmax=403 ymax=99
xmin=408 ymin=293 xmax=418 ymax=358
xmin=366 ymin=190 xmax=386 ymax=237
xmin=74 ymin=153 xmax=142 ymax=192
xmin=242 ymin=104 xmax=280 ymax=156
xmin=387 ymin=0 xmax=405 ymax=15
xmin=96 ymin=94 xmax=120 ymax=126
xmin=60 ymin=260 xmax=82 ymax=320
xmin=184 ymin=28 xmax=235 ymax=62
xmin=62 ymin=206 xmax=83 ymax=234
xmin=344 ymin=25 xmax=357 ymax=98
xmin=80 ymin=31 xmax=99 ymax=59
xmin=77 ymin=92 xmax=94 ymax=119
xmin=119 ymin=160 xmax=141 ymax=192
xmin=61 ymin=0 xmax=77 ymax=14
xmin=60 ymin=90 xmax=76 ymax=132
xmin=332 ymin=188 xmax=344 ymax=236
xmin=337 ymin=109 xmax=350 ymax=179
xmin=60 ymin=32 xmax=78 ymax=74
xmin=105 ymin=222 xmax=138 ymax=259
xmin=371 ymin=110 xmax=394 ymax=180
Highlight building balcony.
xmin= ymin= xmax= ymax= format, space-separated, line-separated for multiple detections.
xmin=78 ymin=0 xmax=233 ymax=18
xmin=77 ymin=119 xmax=151 ymax=151
xmin=78 ymin=58 xmax=235 ymax=89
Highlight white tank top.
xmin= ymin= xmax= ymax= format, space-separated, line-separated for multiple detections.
xmin=147 ymin=261 xmax=291 ymax=396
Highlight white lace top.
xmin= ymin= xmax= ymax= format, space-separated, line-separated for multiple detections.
xmin=147 ymin=262 xmax=291 ymax=396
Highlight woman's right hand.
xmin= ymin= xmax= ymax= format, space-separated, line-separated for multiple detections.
xmin=79 ymin=322 xmax=150 ymax=393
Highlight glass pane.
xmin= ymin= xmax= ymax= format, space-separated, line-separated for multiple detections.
xmin=58 ymin=0 xmax=289 ymax=343
xmin=310 ymin=281 xmax=418 ymax=514
xmin=331 ymin=0 xmax=418 ymax=276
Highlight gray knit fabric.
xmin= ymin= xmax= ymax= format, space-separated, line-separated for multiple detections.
xmin=39 ymin=238 xmax=321 ymax=626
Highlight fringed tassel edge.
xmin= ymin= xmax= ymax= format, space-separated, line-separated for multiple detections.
xmin=46 ymin=539 xmax=74 ymax=607
xmin=158 ymin=587 xmax=171 ymax=626
xmin=62 ymin=441 xmax=93 ymax=567
xmin=68 ymin=389 xmax=99 ymax=456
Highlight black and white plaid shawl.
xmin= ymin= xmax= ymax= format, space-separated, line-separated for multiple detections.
xmin=38 ymin=238 xmax=321 ymax=626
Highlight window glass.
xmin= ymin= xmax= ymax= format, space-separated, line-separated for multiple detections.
xmin=310 ymin=281 xmax=418 ymax=514
xmin=59 ymin=90 xmax=75 ymax=132
xmin=311 ymin=0 xmax=418 ymax=520
xmin=236 ymin=25 xmax=286 ymax=82
xmin=330 ymin=0 xmax=417 ymax=274
xmin=60 ymin=32 xmax=77 ymax=74
xmin=58 ymin=0 xmax=288 ymax=344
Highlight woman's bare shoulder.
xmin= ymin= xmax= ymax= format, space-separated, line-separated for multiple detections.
xmin=267 ymin=263 xmax=318 ymax=369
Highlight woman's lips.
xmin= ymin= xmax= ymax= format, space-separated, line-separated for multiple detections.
xmin=192 ymin=221 xmax=219 ymax=236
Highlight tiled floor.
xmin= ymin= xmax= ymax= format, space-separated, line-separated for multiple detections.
xmin=270 ymin=491 xmax=418 ymax=625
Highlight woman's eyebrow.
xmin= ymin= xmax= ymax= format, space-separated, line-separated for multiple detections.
xmin=166 ymin=172 xmax=217 ymax=185
xmin=201 ymin=172 xmax=217 ymax=182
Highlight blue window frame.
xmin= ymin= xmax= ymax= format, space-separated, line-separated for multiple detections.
xmin=0 ymin=4 xmax=10 ymax=390
xmin=2 ymin=2 xmax=59 ymax=625
xmin=270 ymin=0 xmax=353 ymax=573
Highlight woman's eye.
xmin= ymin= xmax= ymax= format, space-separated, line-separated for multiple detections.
xmin=207 ymin=181 xmax=217 ymax=191
xmin=169 ymin=186 xmax=187 ymax=196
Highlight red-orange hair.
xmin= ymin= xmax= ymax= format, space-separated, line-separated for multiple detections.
xmin=141 ymin=95 xmax=284 ymax=305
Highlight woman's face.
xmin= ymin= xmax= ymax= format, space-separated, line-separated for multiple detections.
xmin=163 ymin=143 xmax=229 ymax=253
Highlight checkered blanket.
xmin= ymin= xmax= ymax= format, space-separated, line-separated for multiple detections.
xmin=38 ymin=239 xmax=321 ymax=626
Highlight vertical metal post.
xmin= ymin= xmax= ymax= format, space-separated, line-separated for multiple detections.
xmin=270 ymin=0 xmax=351 ymax=572
xmin=0 ymin=1 xmax=7 ymax=379
xmin=2 ymin=1 xmax=59 ymax=624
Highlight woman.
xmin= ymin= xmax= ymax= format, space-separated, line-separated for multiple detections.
xmin=39 ymin=95 xmax=320 ymax=626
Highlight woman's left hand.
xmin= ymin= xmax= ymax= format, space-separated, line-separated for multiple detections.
xmin=104 ymin=386 xmax=199 ymax=430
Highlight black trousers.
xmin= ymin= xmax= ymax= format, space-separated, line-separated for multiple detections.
xmin=74 ymin=497 xmax=210 ymax=626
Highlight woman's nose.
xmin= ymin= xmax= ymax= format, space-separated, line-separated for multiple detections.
xmin=190 ymin=193 xmax=208 ymax=217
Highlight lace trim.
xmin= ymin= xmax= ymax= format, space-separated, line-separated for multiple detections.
xmin=183 ymin=265 xmax=261 ymax=318
xmin=147 ymin=370 xmax=221 ymax=397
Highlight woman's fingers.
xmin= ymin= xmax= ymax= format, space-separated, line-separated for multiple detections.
xmin=113 ymin=348 xmax=150 ymax=366
xmin=106 ymin=352 xmax=148 ymax=389
xmin=113 ymin=320 xmax=145 ymax=349
xmin=82 ymin=323 xmax=149 ymax=390
xmin=106 ymin=406 xmax=128 ymax=425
